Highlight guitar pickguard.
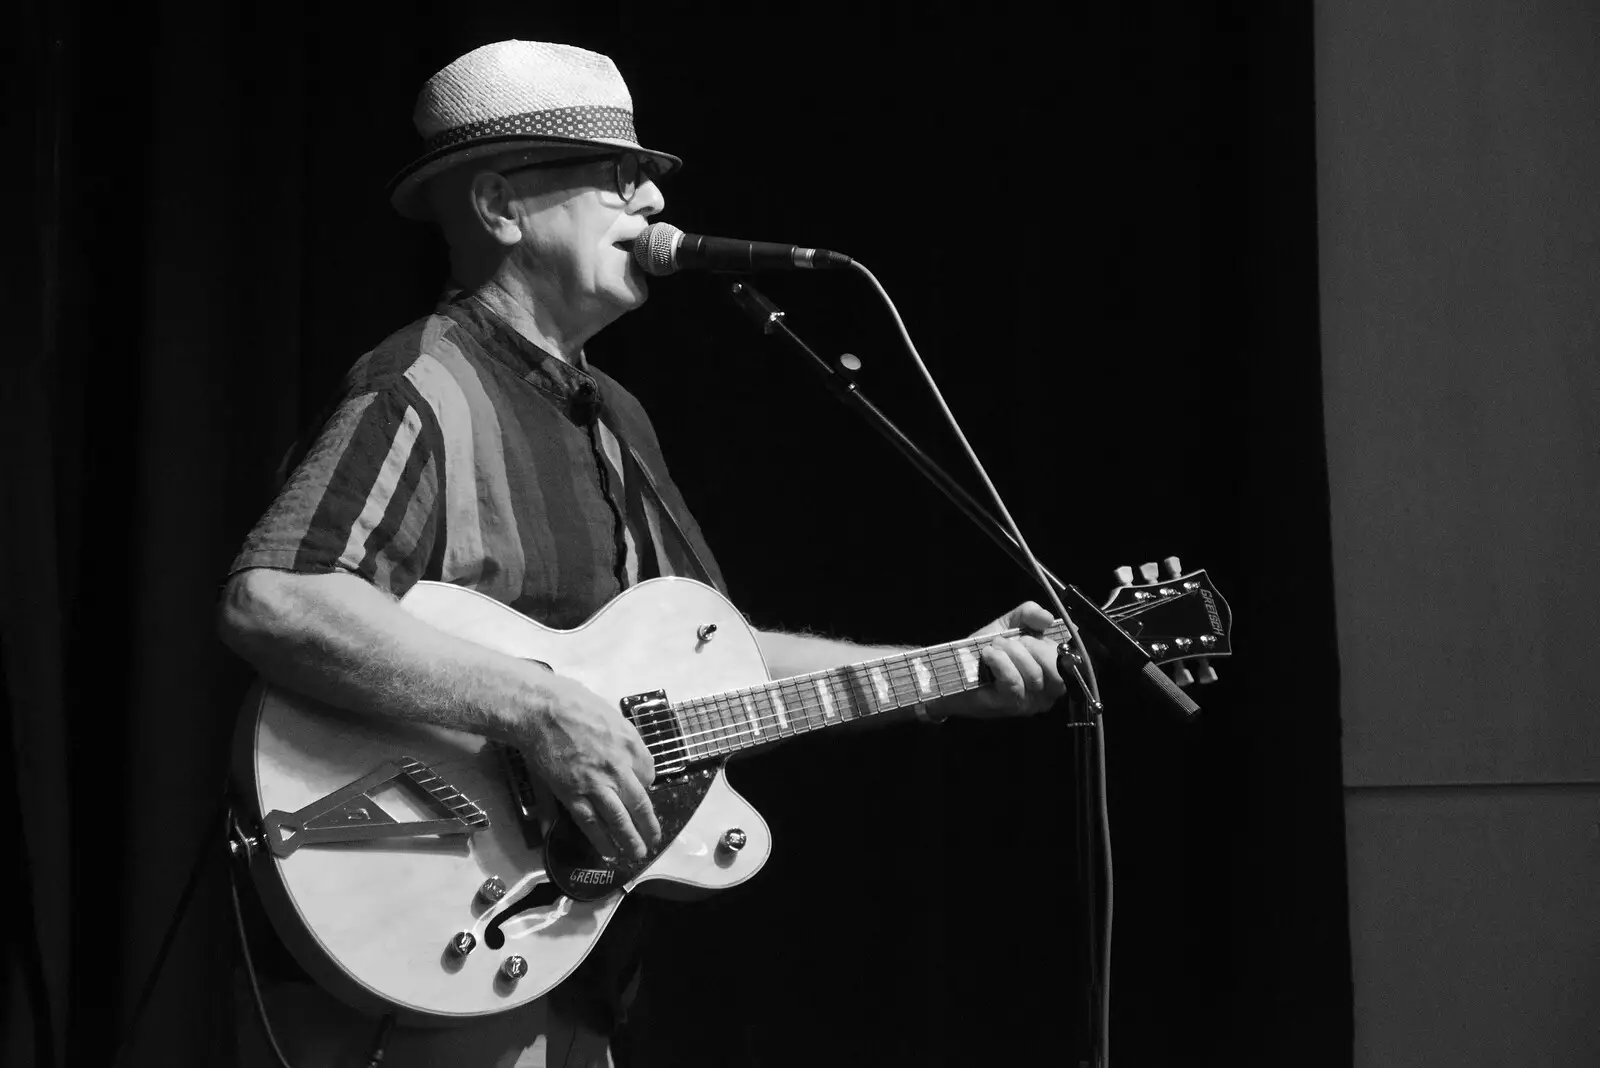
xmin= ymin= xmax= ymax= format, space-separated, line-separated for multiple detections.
xmin=544 ymin=764 xmax=721 ymax=900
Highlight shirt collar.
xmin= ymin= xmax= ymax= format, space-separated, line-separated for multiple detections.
xmin=437 ymin=289 xmax=605 ymax=419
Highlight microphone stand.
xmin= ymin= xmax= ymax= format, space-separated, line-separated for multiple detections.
xmin=725 ymin=283 xmax=1197 ymax=719
xmin=726 ymin=282 xmax=1198 ymax=1066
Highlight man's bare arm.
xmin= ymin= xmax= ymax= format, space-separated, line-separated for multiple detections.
xmin=216 ymin=568 xmax=660 ymax=860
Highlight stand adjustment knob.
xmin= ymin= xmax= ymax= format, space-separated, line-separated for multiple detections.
xmin=501 ymin=956 xmax=528 ymax=982
xmin=720 ymin=828 xmax=747 ymax=854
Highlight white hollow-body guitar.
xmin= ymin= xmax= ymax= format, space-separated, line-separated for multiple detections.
xmin=234 ymin=568 xmax=1231 ymax=1024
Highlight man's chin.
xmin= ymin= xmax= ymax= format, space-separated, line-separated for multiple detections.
xmin=617 ymin=273 xmax=649 ymax=307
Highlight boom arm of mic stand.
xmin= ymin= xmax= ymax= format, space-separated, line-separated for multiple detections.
xmin=727 ymin=281 xmax=1200 ymax=719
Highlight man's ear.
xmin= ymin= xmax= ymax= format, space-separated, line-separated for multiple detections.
xmin=469 ymin=171 xmax=524 ymax=248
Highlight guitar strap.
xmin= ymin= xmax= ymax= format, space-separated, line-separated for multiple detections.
xmin=603 ymin=421 xmax=722 ymax=594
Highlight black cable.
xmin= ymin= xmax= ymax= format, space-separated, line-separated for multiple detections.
xmin=228 ymin=799 xmax=396 ymax=1068
xmin=1093 ymin=712 xmax=1113 ymax=1068
xmin=2 ymin=659 xmax=58 ymax=1068
xmin=227 ymin=824 xmax=299 ymax=1061
xmin=109 ymin=793 xmax=230 ymax=1068
xmin=227 ymin=819 xmax=297 ymax=1068
xmin=361 ymin=1014 xmax=395 ymax=1067
xmin=846 ymin=260 xmax=1114 ymax=1065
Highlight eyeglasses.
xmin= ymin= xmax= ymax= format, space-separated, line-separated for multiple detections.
xmin=501 ymin=153 xmax=664 ymax=203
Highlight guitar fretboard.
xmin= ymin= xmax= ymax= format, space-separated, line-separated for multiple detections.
xmin=658 ymin=623 xmax=1073 ymax=764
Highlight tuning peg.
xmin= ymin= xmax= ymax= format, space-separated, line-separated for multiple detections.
xmin=1170 ymin=663 xmax=1196 ymax=688
xmin=1113 ymin=565 xmax=1135 ymax=587
xmin=1194 ymin=657 xmax=1218 ymax=684
xmin=1139 ymin=561 xmax=1160 ymax=584
xmin=1162 ymin=555 xmax=1183 ymax=579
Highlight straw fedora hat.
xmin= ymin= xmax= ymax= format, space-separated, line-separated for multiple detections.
xmin=387 ymin=40 xmax=682 ymax=220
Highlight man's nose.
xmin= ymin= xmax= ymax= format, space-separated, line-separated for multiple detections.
xmin=633 ymin=178 xmax=665 ymax=217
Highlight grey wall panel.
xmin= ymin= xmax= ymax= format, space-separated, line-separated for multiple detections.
xmin=1347 ymin=786 xmax=1600 ymax=1068
xmin=1316 ymin=0 xmax=1600 ymax=788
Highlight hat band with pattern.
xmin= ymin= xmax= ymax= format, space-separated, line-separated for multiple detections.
xmin=424 ymin=105 xmax=638 ymax=155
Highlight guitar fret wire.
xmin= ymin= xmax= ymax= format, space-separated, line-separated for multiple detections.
xmin=650 ymin=669 xmax=986 ymax=761
xmin=644 ymin=627 xmax=1083 ymax=763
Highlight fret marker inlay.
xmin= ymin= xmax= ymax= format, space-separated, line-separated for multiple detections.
xmin=957 ymin=645 xmax=981 ymax=683
xmin=870 ymin=667 xmax=892 ymax=705
xmin=771 ymin=692 xmax=789 ymax=729
xmin=742 ymin=695 xmax=761 ymax=735
xmin=815 ymin=679 xmax=836 ymax=718
xmin=912 ymin=658 xmax=934 ymax=695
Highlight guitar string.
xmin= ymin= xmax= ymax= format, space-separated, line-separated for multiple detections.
xmin=305 ymin=602 xmax=1200 ymax=811
xmin=647 ymin=667 xmax=951 ymax=761
xmin=647 ymin=600 xmax=1215 ymax=763
xmin=1105 ymin=586 xmax=1205 ymax=624
xmin=278 ymin=647 xmax=987 ymax=829
xmin=372 ymin=640 xmax=996 ymax=784
xmin=369 ymin=602 xmax=1196 ymax=775
xmin=663 ymin=639 xmax=981 ymax=746
xmin=654 ymin=628 xmax=1070 ymax=754
xmin=643 ymin=642 xmax=1003 ymax=762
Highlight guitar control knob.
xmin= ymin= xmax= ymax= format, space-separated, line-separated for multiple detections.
xmin=448 ymin=931 xmax=476 ymax=958
xmin=501 ymin=955 xmax=528 ymax=982
xmin=478 ymin=876 xmax=508 ymax=904
xmin=720 ymin=828 xmax=747 ymax=853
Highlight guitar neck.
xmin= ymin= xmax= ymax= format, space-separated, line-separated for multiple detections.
xmin=667 ymin=622 xmax=1074 ymax=762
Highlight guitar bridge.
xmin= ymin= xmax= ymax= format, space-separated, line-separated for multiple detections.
xmin=261 ymin=756 xmax=489 ymax=858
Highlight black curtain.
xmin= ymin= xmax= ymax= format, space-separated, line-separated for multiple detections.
xmin=7 ymin=3 xmax=1350 ymax=1066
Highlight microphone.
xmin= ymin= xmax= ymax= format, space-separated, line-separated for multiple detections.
xmin=631 ymin=222 xmax=853 ymax=276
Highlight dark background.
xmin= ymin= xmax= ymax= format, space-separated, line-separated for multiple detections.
xmin=7 ymin=2 xmax=1351 ymax=1066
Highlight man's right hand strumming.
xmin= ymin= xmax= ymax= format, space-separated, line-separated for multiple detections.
xmin=513 ymin=675 xmax=662 ymax=862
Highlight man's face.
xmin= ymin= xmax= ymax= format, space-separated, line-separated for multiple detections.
xmin=506 ymin=156 xmax=664 ymax=335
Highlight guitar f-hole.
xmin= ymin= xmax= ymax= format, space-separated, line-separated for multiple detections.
xmin=482 ymin=880 xmax=567 ymax=950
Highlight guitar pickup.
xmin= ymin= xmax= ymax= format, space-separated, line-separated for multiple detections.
xmin=622 ymin=690 xmax=688 ymax=777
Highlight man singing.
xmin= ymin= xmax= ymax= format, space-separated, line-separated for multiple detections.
xmin=218 ymin=39 xmax=1065 ymax=1067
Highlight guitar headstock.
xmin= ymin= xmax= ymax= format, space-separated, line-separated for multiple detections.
xmin=1102 ymin=556 xmax=1232 ymax=687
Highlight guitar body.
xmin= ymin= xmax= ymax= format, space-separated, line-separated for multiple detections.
xmin=234 ymin=561 xmax=1233 ymax=1025
xmin=234 ymin=577 xmax=774 ymax=1024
